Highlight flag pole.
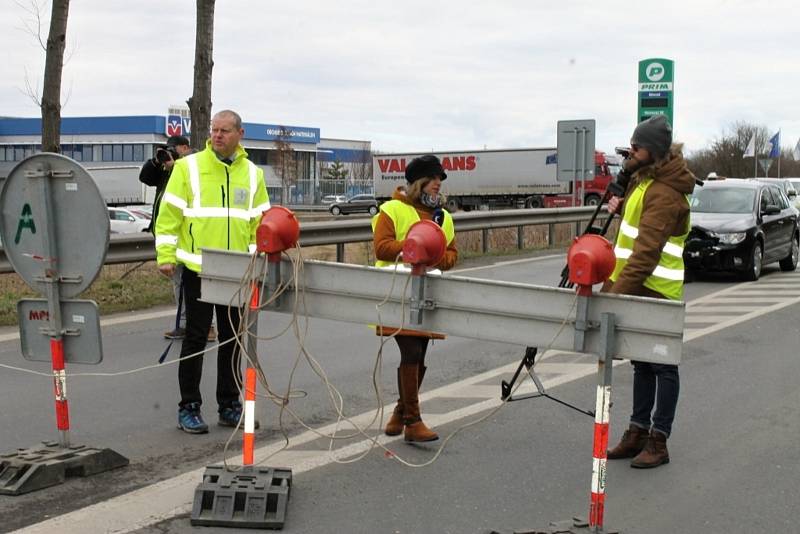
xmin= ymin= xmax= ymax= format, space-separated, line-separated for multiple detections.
xmin=754 ymin=141 xmax=757 ymax=178
xmin=754 ymin=153 xmax=757 ymax=178
xmin=778 ymin=130 xmax=781 ymax=178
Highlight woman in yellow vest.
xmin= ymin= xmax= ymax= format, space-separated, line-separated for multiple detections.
xmin=603 ymin=116 xmax=696 ymax=468
xmin=372 ymin=155 xmax=457 ymax=442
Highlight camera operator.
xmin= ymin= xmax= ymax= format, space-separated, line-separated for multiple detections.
xmin=139 ymin=135 xmax=217 ymax=341
xmin=603 ymin=115 xmax=696 ymax=469
xmin=140 ymin=135 xmax=192 ymax=234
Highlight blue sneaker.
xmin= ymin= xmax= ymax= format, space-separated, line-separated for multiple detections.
xmin=218 ymin=401 xmax=260 ymax=429
xmin=178 ymin=402 xmax=209 ymax=434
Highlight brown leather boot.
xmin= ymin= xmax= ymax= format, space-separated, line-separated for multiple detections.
xmin=384 ymin=368 xmax=404 ymax=436
xmin=399 ymin=364 xmax=438 ymax=442
xmin=631 ymin=430 xmax=670 ymax=468
xmin=607 ymin=424 xmax=649 ymax=459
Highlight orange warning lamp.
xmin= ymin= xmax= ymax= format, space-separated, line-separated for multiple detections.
xmin=402 ymin=220 xmax=447 ymax=274
xmin=256 ymin=206 xmax=300 ymax=258
xmin=567 ymin=234 xmax=616 ymax=295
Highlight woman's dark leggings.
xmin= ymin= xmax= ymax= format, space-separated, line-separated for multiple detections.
xmin=394 ymin=336 xmax=429 ymax=365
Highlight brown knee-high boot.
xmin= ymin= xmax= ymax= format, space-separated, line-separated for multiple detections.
xmin=400 ymin=363 xmax=438 ymax=442
xmin=384 ymin=368 xmax=404 ymax=436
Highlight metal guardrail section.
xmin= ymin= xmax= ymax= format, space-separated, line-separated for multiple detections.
xmin=0 ymin=207 xmax=601 ymax=273
xmin=200 ymin=249 xmax=684 ymax=365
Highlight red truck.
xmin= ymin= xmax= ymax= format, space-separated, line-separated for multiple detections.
xmin=373 ymin=148 xmax=620 ymax=211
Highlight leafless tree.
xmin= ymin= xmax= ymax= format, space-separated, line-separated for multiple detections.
xmin=187 ymin=0 xmax=214 ymax=151
xmin=39 ymin=0 xmax=70 ymax=152
xmin=17 ymin=0 xmax=71 ymax=152
xmin=686 ymin=122 xmax=769 ymax=179
xmin=349 ymin=149 xmax=373 ymax=185
xmin=274 ymin=127 xmax=297 ymax=203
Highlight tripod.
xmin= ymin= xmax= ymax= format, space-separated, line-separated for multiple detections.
xmin=499 ymin=183 xmax=624 ymax=416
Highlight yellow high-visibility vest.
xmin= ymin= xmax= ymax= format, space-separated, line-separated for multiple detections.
xmin=609 ymin=178 xmax=689 ymax=300
xmin=371 ymin=200 xmax=454 ymax=268
xmin=155 ymin=141 xmax=270 ymax=272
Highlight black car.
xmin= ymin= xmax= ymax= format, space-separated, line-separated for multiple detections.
xmin=683 ymin=179 xmax=799 ymax=281
xmin=329 ymin=194 xmax=379 ymax=216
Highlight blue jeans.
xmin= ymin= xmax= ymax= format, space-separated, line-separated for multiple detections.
xmin=630 ymin=361 xmax=680 ymax=437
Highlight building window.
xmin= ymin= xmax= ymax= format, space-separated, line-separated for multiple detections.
xmin=133 ymin=144 xmax=144 ymax=161
xmin=102 ymin=144 xmax=113 ymax=161
xmin=93 ymin=145 xmax=102 ymax=161
xmin=83 ymin=145 xmax=93 ymax=161
xmin=123 ymin=144 xmax=133 ymax=161
xmin=112 ymin=144 xmax=123 ymax=161
xmin=248 ymin=148 xmax=269 ymax=165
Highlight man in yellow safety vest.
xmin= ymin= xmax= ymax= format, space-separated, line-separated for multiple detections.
xmin=156 ymin=110 xmax=270 ymax=434
xmin=604 ymin=115 xmax=696 ymax=468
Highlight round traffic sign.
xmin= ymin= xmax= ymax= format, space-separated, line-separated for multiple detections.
xmin=0 ymin=153 xmax=110 ymax=298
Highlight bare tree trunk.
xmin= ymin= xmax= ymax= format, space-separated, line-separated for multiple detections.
xmin=187 ymin=0 xmax=215 ymax=152
xmin=41 ymin=0 xmax=70 ymax=153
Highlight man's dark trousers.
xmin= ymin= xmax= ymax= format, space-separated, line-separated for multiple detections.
xmin=178 ymin=268 xmax=242 ymax=410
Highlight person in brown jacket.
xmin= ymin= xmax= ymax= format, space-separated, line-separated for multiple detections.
xmin=372 ymin=155 xmax=458 ymax=442
xmin=604 ymin=115 xmax=697 ymax=468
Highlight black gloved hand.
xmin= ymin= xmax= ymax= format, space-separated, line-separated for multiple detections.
xmin=432 ymin=208 xmax=445 ymax=227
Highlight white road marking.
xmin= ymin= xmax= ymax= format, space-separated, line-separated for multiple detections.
xmin=684 ymin=316 xmax=745 ymax=323
xmin=452 ymin=253 xmax=563 ymax=273
xmin=686 ymin=306 xmax=763 ymax=312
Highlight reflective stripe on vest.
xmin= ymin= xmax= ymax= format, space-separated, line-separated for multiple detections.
xmin=184 ymin=157 xmax=266 ymax=219
xmin=371 ymin=200 xmax=455 ymax=268
xmin=154 ymin=141 xmax=272 ymax=274
xmin=610 ymin=178 xmax=690 ymax=300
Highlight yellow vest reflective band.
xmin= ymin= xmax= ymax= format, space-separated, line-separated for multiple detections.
xmin=609 ymin=178 xmax=690 ymax=300
xmin=371 ymin=200 xmax=455 ymax=268
xmin=155 ymin=143 xmax=270 ymax=272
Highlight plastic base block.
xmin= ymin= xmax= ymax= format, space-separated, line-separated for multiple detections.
xmin=0 ymin=441 xmax=129 ymax=495
xmin=191 ymin=465 xmax=292 ymax=529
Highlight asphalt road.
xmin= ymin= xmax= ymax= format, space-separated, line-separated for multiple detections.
xmin=1 ymin=253 xmax=798 ymax=533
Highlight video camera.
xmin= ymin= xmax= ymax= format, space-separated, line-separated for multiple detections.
xmin=154 ymin=145 xmax=180 ymax=165
xmin=606 ymin=146 xmax=635 ymax=197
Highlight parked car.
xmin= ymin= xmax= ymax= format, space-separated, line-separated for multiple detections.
xmin=321 ymin=194 xmax=347 ymax=205
xmin=756 ymin=178 xmax=800 ymax=211
xmin=786 ymin=177 xmax=800 ymax=194
xmin=125 ymin=204 xmax=154 ymax=219
xmin=329 ymin=194 xmax=379 ymax=216
xmin=684 ymin=179 xmax=798 ymax=281
xmin=108 ymin=207 xmax=151 ymax=234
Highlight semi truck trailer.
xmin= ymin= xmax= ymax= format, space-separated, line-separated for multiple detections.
xmin=373 ymin=148 xmax=620 ymax=211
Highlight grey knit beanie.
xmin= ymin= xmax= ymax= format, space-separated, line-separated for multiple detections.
xmin=631 ymin=115 xmax=672 ymax=160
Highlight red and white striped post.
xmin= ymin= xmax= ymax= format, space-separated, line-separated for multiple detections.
xmin=242 ymin=283 xmax=260 ymax=466
xmin=50 ymin=337 xmax=71 ymax=447
xmin=243 ymin=367 xmax=257 ymax=465
xmin=589 ymin=383 xmax=611 ymax=529
xmin=588 ymin=312 xmax=616 ymax=532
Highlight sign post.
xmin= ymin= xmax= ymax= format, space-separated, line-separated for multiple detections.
xmin=638 ymin=58 xmax=674 ymax=126
xmin=557 ymin=120 xmax=596 ymax=209
xmin=0 ymin=153 xmax=128 ymax=495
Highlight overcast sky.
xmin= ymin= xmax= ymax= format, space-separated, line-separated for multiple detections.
xmin=2 ymin=0 xmax=798 ymax=154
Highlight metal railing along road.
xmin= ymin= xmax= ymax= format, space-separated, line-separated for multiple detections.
xmin=0 ymin=206 xmax=607 ymax=273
